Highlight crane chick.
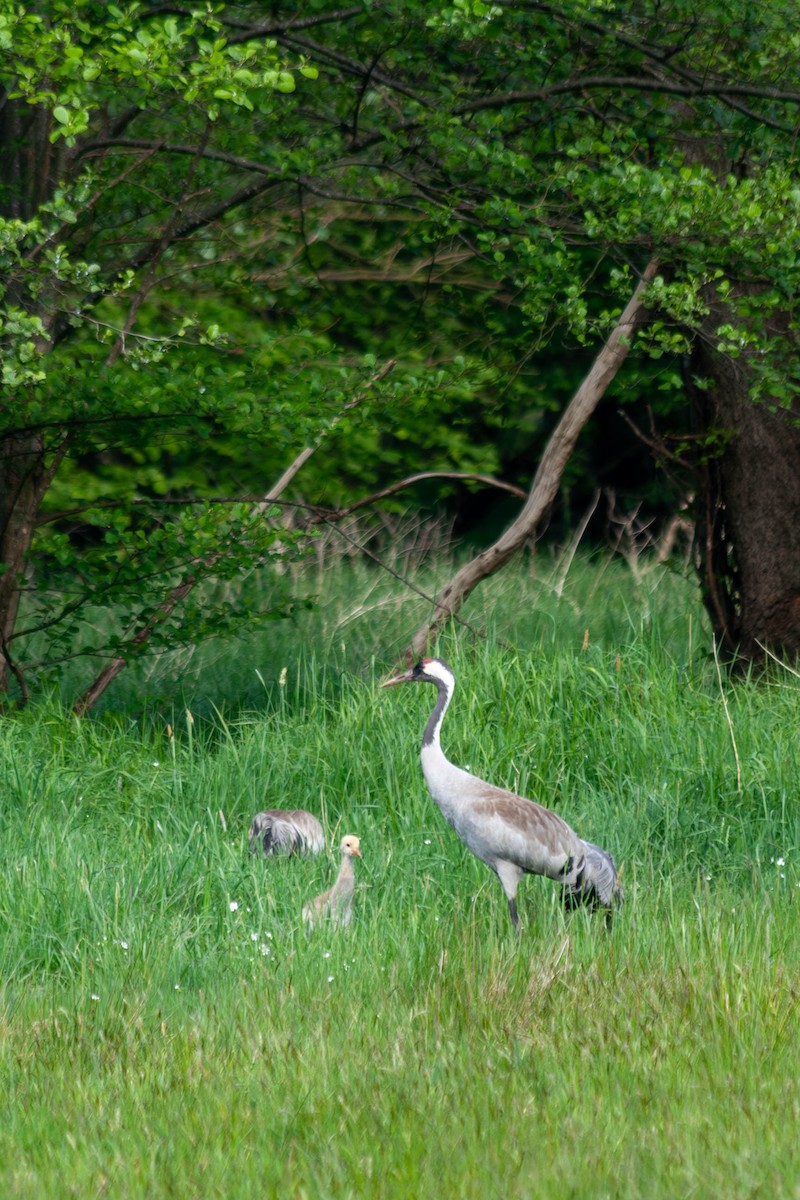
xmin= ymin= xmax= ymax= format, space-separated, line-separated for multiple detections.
xmin=248 ymin=809 xmax=325 ymax=857
xmin=382 ymin=658 xmax=622 ymax=931
xmin=302 ymin=834 xmax=362 ymax=929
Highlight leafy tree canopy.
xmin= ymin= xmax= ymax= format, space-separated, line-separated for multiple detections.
xmin=3 ymin=0 xmax=800 ymax=701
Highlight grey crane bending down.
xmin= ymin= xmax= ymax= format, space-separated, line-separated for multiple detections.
xmin=302 ymin=835 xmax=362 ymax=929
xmin=382 ymin=658 xmax=622 ymax=931
xmin=248 ymin=809 xmax=325 ymax=857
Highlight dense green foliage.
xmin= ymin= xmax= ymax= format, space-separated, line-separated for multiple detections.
xmin=2 ymin=555 xmax=799 ymax=1196
xmin=4 ymin=1 xmax=800 ymax=699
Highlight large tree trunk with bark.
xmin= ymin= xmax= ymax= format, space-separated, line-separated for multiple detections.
xmin=0 ymin=98 xmax=67 ymax=699
xmin=0 ymin=433 xmax=67 ymax=698
xmin=691 ymin=330 xmax=800 ymax=662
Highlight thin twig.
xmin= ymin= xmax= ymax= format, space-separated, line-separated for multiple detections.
xmin=316 ymin=471 xmax=527 ymax=521
xmin=256 ymin=359 xmax=396 ymax=508
xmin=316 ymin=513 xmax=488 ymax=645
xmin=0 ymin=636 xmax=29 ymax=708
xmin=554 ymin=488 xmax=601 ymax=596
xmin=754 ymin=639 xmax=800 ymax=680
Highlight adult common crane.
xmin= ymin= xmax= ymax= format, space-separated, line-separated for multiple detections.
xmin=302 ymin=834 xmax=362 ymax=929
xmin=248 ymin=809 xmax=325 ymax=857
xmin=382 ymin=658 xmax=622 ymax=931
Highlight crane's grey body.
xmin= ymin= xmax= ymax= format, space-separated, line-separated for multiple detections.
xmin=383 ymin=658 xmax=622 ymax=930
xmin=302 ymin=835 xmax=362 ymax=929
xmin=248 ymin=809 xmax=325 ymax=857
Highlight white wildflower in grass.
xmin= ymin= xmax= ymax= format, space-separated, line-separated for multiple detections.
xmin=174 ymin=984 xmax=180 ymax=990
xmin=91 ymin=994 xmax=100 ymax=1002
xmin=327 ymin=975 xmax=334 ymax=983
xmin=323 ymin=950 xmax=331 ymax=959
xmin=250 ymin=932 xmax=258 ymax=942
xmin=260 ymin=944 xmax=271 ymax=956
xmin=279 ymin=667 xmax=287 ymax=687
xmin=424 ymin=838 xmax=432 ymax=845
xmin=229 ymin=901 xmax=239 ymax=912
xmin=776 ymin=857 xmax=785 ymax=867
xmin=115 ymin=939 xmax=129 ymax=950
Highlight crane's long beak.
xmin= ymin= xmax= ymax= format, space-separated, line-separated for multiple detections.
xmin=381 ymin=668 xmax=415 ymax=688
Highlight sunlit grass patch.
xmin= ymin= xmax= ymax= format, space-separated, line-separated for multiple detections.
xmin=1 ymin=553 xmax=800 ymax=1197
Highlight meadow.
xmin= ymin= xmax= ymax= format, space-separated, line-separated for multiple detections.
xmin=1 ymin=548 xmax=799 ymax=1198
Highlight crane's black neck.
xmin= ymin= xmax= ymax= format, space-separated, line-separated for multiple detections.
xmin=422 ymin=678 xmax=451 ymax=749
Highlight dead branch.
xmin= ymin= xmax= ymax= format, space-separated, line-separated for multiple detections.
xmin=316 ymin=471 xmax=527 ymax=521
xmin=403 ymin=257 xmax=660 ymax=661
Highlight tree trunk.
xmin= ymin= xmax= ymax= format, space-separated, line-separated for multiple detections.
xmin=691 ymin=332 xmax=800 ymax=662
xmin=406 ymin=258 xmax=660 ymax=660
xmin=0 ymin=433 xmax=67 ymax=698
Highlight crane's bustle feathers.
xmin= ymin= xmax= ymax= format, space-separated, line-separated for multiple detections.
xmin=562 ymin=840 xmax=622 ymax=910
xmin=248 ymin=809 xmax=324 ymax=857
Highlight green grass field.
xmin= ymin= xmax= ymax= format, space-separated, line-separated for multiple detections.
xmin=2 ymin=552 xmax=799 ymax=1197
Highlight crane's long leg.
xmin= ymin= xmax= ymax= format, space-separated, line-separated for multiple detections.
xmin=496 ymin=861 xmax=523 ymax=936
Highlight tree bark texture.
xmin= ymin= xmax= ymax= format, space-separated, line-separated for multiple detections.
xmin=0 ymin=99 xmax=67 ymax=223
xmin=0 ymin=433 xmax=67 ymax=696
xmin=691 ymin=329 xmax=800 ymax=661
xmin=406 ymin=258 xmax=660 ymax=661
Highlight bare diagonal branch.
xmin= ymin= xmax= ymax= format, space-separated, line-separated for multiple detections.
xmin=405 ymin=257 xmax=661 ymax=661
